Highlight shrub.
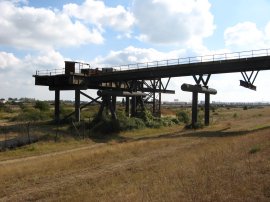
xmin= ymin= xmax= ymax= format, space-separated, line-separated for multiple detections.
xmin=185 ymin=121 xmax=204 ymax=129
xmin=160 ymin=117 xmax=178 ymax=127
xmin=91 ymin=118 xmax=120 ymax=134
xmin=171 ymin=118 xmax=180 ymax=124
xmin=243 ymin=106 xmax=248 ymax=110
xmin=34 ymin=101 xmax=50 ymax=111
xmin=176 ymin=111 xmax=189 ymax=124
xmin=211 ymin=106 xmax=217 ymax=112
xmin=0 ymin=104 xmax=13 ymax=113
xmin=249 ymin=145 xmax=261 ymax=154
xmin=89 ymin=110 xmax=180 ymax=135
xmin=90 ymin=112 xmax=146 ymax=134
xmin=12 ymin=108 xmax=52 ymax=121
xmin=118 ymin=117 xmax=145 ymax=131
xmin=137 ymin=110 xmax=162 ymax=128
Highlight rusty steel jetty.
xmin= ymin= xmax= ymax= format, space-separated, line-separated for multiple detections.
xmin=34 ymin=49 xmax=270 ymax=127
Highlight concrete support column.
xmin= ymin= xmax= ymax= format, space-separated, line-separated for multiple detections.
xmin=55 ymin=90 xmax=60 ymax=123
xmin=192 ymin=91 xmax=198 ymax=127
xmin=75 ymin=90 xmax=80 ymax=122
xmin=131 ymin=97 xmax=136 ymax=117
xmin=125 ymin=96 xmax=130 ymax=117
xmin=205 ymin=93 xmax=210 ymax=126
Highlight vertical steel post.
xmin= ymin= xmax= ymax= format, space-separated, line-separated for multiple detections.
xmin=75 ymin=89 xmax=80 ymax=122
xmin=158 ymin=79 xmax=162 ymax=117
xmin=108 ymin=96 xmax=117 ymax=120
xmin=153 ymin=80 xmax=156 ymax=115
xmin=125 ymin=96 xmax=130 ymax=117
xmin=55 ymin=90 xmax=60 ymax=123
xmin=192 ymin=91 xmax=198 ymax=127
xmin=205 ymin=93 xmax=210 ymax=126
xmin=112 ymin=95 xmax=116 ymax=112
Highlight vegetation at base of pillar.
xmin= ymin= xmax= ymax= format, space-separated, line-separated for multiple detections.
xmin=88 ymin=109 xmax=184 ymax=135
xmin=185 ymin=121 xmax=204 ymax=129
xmin=176 ymin=111 xmax=189 ymax=124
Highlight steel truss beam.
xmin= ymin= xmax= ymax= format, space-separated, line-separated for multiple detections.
xmin=142 ymin=78 xmax=171 ymax=117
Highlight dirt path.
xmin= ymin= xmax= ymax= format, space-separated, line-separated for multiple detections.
xmin=0 ymin=143 xmax=105 ymax=166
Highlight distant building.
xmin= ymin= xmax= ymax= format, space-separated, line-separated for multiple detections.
xmin=0 ymin=98 xmax=6 ymax=104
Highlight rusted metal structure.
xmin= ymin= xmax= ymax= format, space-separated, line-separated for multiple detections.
xmin=34 ymin=49 xmax=270 ymax=127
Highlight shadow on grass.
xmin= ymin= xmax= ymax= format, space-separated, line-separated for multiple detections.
xmin=182 ymin=125 xmax=270 ymax=138
xmin=116 ymin=125 xmax=270 ymax=143
xmin=89 ymin=133 xmax=129 ymax=143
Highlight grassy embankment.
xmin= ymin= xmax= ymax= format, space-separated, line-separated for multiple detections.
xmin=0 ymin=106 xmax=269 ymax=201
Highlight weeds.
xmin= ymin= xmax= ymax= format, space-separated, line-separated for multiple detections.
xmin=176 ymin=111 xmax=189 ymax=124
xmin=185 ymin=121 xmax=204 ymax=129
xmin=12 ymin=108 xmax=52 ymax=121
xmin=249 ymin=145 xmax=261 ymax=154
xmin=34 ymin=101 xmax=50 ymax=111
xmin=88 ymin=110 xmax=180 ymax=135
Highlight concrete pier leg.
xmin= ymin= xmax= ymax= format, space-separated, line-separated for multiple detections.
xmin=131 ymin=97 xmax=136 ymax=117
xmin=205 ymin=93 xmax=210 ymax=126
xmin=125 ymin=96 xmax=130 ymax=117
xmin=55 ymin=90 xmax=60 ymax=123
xmin=75 ymin=90 xmax=80 ymax=122
xmin=192 ymin=92 xmax=198 ymax=127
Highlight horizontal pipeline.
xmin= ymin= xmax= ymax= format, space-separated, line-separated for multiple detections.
xmin=181 ymin=83 xmax=217 ymax=94
xmin=97 ymin=90 xmax=147 ymax=97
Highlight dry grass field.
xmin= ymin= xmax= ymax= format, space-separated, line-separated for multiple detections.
xmin=0 ymin=106 xmax=270 ymax=201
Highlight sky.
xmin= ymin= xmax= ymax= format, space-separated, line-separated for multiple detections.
xmin=1 ymin=0 xmax=270 ymax=102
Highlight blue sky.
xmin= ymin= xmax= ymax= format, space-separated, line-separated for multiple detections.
xmin=1 ymin=0 xmax=270 ymax=102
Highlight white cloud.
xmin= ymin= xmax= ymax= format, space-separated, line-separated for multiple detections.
xmin=24 ymin=49 xmax=66 ymax=73
xmin=0 ymin=1 xmax=103 ymax=50
xmin=63 ymin=0 xmax=135 ymax=32
xmin=224 ymin=22 xmax=266 ymax=50
xmin=93 ymin=46 xmax=187 ymax=66
xmin=133 ymin=0 xmax=215 ymax=46
xmin=0 ymin=52 xmax=20 ymax=70
xmin=93 ymin=45 xmax=232 ymax=68
xmin=0 ymin=50 xmax=68 ymax=99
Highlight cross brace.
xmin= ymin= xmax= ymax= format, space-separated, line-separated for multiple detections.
xmin=193 ymin=74 xmax=211 ymax=86
xmin=240 ymin=71 xmax=259 ymax=91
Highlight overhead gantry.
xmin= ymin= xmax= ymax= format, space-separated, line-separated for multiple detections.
xmin=34 ymin=49 xmax=270 ymax=127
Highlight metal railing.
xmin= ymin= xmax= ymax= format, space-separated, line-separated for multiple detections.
xmin=35 ymin=68 xmax=65 ymax=76
xmin=35 ymin=48 xmax=270 ymax=76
